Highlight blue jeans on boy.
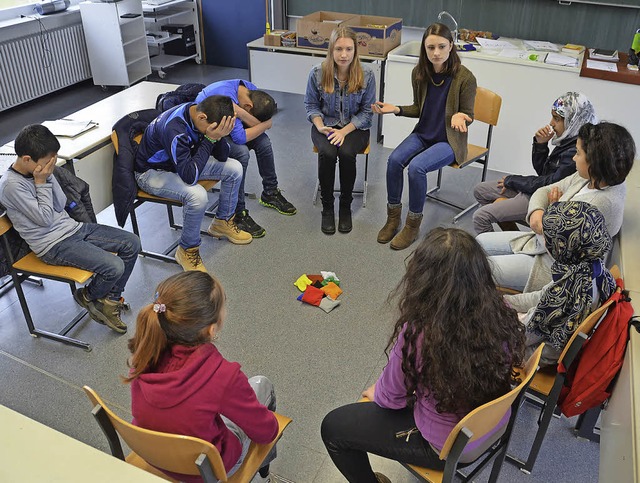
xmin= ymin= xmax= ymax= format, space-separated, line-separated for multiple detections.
xmin=386 ymin=134 xmax=454 ymax=214
xmin=135 ymin=157 xmax=243 ymax=249
xmin=227 ymin=133 xmax=279 ymax=213
xmin=40 ymin=223 xmax=141 ymax=301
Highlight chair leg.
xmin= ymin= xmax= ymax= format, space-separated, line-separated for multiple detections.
xmin=312 ymin=179 xmax=320 ymax=205
xmin=362 ymin=153 xmax=369 ymax=207
xmin=9 ymin=271 xmax=91 ymax=351
xmin=574 ymin=406 xmax=601 ymax=442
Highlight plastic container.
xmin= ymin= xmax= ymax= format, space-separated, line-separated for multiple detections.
xmin=35 ymin=0 xmax=70 ymax=15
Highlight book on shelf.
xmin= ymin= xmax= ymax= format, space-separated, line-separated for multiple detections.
xmin=562 ymin=43 xmax=585 ymax=54
xmin=589 ymin=48 xmax=619 ymax=62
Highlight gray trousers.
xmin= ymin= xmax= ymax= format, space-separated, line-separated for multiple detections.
xmin=222 ymin=375 xmax=277 ymax=481
xmin=472 ymin=180 xmax=531 ymax=234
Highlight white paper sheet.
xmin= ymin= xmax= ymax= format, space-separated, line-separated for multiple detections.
xmin=41 ymin=119 xmax=98 ymax=138
xmin=476 ymin=37 xmax=519 ymax=50
xmin=586 ymin=60 xmax=618 ymax=72
xmin=523 ymin=40 xmax=559 ymax=51
xmin=545 ymin=53 xmax=579 ymax=67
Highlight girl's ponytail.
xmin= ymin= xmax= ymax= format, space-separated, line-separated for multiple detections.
xmin=123 ymin=305 xmax=168 ymax=382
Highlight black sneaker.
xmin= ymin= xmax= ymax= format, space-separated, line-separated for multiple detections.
xmin=234 ymin=210 xmax=266 ymax=238
xmin=259 ymin=189 xmax=297 ymax=215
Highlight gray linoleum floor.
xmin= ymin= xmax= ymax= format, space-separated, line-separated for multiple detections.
xmin=0 ymin=63 xmax=599 ymax=482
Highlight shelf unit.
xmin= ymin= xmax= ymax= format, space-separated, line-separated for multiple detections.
xmin=142 ymin=0 xmax=202 ymax=79
xmin=79 ymin=0 xmax=151 ymax=87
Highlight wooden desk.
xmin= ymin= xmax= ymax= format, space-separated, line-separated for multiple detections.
xmin=54 ymin=81 xmax=178 ymax=212
xmin=580 ymin=51 xmax=640 ymax=86
xmin=0 ymin=405 xmax=164 ymax=482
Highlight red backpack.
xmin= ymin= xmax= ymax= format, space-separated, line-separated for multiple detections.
xmin=558 ymin=279 xmax=637 ymax=417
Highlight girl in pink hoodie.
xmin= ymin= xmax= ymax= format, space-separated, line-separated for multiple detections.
xmin=125 ymin=271 xmax=278 ymax=483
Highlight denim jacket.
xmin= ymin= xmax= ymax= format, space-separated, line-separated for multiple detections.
xmin=304 ymin=64 xmax=376 ymax=130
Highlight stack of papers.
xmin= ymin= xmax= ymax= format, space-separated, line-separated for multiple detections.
xmin=524 ymin=40 xmax=559 ymax=52
xmin=41 ymin=119 xmax=98 ymax=138
xmin=586 ymin=60 xmax=618 ymax=72
xmin=545 ymin=53 xmax=579 ymax=67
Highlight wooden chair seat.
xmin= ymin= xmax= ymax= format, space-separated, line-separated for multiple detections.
xmin=0 ymin=215 xmax=92 ymax=350
xmin=13 ymin=252 xmax=93 ymax=284
xmin=312 ymin=143 xmax=371 ymax=207
xmin=83 ymin=385 xmax=292 ymax=483
xmin=453 ymin=144 xmax=489 ymax=169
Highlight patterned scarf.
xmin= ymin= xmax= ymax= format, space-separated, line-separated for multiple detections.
xmin=528 ymin=201 xmax=615 ymax=350
xmin=551 ymin=92 xmax=598 ymax=146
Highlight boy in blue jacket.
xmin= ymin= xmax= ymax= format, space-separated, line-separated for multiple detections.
xmin=136 ymin=95 xmax=251 ymax=272
xmin=0 ymin=125 xmax=141 ymax=334
xmin=196 ymin=80 xmax=296 ymax=238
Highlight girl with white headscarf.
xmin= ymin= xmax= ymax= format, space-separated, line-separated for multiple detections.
xmin=473 ymin=91 xmax=598 ymax=235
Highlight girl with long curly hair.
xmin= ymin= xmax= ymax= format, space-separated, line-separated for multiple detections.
xmin=321 ymin=228 xmax=525 ymax=483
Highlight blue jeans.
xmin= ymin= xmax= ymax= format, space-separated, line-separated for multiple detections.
xmin=476 ymin=231 xmax=536 ymax=292
xmin=227 ymin=133 xmax=278 ymax=212
xmin=386 ymin=134 xmax=454 ymax=214
xmin=135 ymin=157 xmax=243 ymax=249
xmin=40 ymin=223 xmax=141 ymax=301
xmin=223 ymin=376 xmax=277 ymax=480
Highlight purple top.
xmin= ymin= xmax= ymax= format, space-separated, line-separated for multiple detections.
xmin=374 ymin=325 xmax=510 ymax=454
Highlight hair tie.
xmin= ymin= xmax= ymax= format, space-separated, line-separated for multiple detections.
xmin=153 ymin=303 xmax=166 ymax=314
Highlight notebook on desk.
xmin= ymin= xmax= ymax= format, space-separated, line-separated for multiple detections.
xmin=41 ymin=119 xmax=98 ymax=138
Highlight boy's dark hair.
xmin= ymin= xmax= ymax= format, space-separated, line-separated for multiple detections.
xmin=195 ymin=95 xmax=234 ymax=125
xmin=15 ymin=124 xmax=60 ymax=160
xmin=248 ymin=90 xmax=276 ymax=122
xmin=579 ymin=122 xmax=635 ymax=189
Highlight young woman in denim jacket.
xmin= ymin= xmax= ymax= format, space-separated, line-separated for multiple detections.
xmin=373 ymin=23 xmax=477 ymax=250
xmin=304 ymin=27 xmax=376 ymax=234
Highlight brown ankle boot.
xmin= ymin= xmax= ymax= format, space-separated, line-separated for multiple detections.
xmin=377 ymin=204 xmax=402 ymax=243
xmin=390 ymin=212 xmax=423 ymax=250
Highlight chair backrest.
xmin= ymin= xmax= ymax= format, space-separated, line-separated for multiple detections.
xmin=83 ymin=386 xmax=228 ymax=480
xmin=0 ymin=214 xmax=12 ymax=237
xmin=556 ymin=269 xmax=620 ymax=365
xmin=437 ymin=344 xmax=544 ymax=459
xmin=473 ymin=87 xmax=502 ymax=127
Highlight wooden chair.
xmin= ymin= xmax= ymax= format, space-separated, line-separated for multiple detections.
xmin=397 ymin=344 xmax=543 ymax=483
xmin=505 ymin=264 xmax=621 ymax=474
xmin=111 ymin=131 xmax=218 ymax=264
xmin=426 ymin=86 xmax=502 ymax=222
xmin=83 ymin=385 xmax=292 ymax=482
xmin=311 ymin=143 xmax=370 ymax=207
xmin=0 ymin=215 xmax=93 ymax=351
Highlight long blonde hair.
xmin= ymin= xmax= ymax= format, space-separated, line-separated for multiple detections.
xmin=123 ymin=272 xmax=225 ymax=382
xmin=321 ymin=26 xmax=365 ymax=94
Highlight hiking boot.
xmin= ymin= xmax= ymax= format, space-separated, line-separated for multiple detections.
xmin=259 ymin=189 xmax=297 ymax=215
xmin=118 ymin=297 xmax=131 ymax=312
xmin=88 ymin=298 xmax=128 ymax=334
xmin=208 ymin=217 xmax=253 ymax=245
xmin=234 ymin=209 xmax=266 ymax=238
xmin=176 ymin=246 xmax=208 ymax=272
xmin=73 ymin=286 xmax=107 ymax=327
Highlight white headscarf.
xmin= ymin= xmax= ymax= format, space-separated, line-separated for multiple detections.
xmin=551 ymin=92 xmax=598 ymax=146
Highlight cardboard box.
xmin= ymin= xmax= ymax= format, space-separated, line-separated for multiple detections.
xmin=264 ymin=30 xmax=288 ymax=47
xmin=296 ymin=11 xmax=357 ymax=50
xmin=345 ymin=15 xmax=402 ymax=56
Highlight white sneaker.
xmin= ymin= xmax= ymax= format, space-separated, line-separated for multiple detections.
xmin=251 ymin=473 xmax=271 ymax=483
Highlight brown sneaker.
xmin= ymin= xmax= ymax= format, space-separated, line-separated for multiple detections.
xmin=176 ymin=246 xmax=208 ymax=272
xmin=87 ymin=298 xmax=128 ymax=334
xmin=208 ymin=216 xmax=252 ymax=245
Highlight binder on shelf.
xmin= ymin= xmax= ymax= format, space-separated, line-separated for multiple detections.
xmin=589 ymin=48 xmax=619 ymax=62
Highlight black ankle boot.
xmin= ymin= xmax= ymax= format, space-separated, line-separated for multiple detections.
xmin=338 ymin=207 xmax=352 ymax=233
xmin=321 ymin=209 xmax=336 ymax=235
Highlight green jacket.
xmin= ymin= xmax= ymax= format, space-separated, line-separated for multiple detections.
xmin=397 ymin=64 xmax=477 ymax=164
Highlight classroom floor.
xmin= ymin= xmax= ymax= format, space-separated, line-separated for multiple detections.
xmin=0 ymin=62 xmax=599 ymax=482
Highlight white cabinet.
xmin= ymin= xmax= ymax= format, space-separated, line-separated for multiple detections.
xmin=142 ymin=0 xmax=201 ymax=79
xmin=80 ymin=0 xmax=151 ymax=87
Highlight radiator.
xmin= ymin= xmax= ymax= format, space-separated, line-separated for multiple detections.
xmin=0 ymin=23 xmax=92 ymax=112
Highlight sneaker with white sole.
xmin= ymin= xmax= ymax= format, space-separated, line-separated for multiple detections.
xmin=234 ymin=209 xmax=266 ymax=238
xmin=176 ymin=246 xmax=208 ymax=272
xmin=208 ymin=216 xmax=253 ymax=245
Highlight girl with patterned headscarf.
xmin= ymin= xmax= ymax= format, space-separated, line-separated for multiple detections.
xmin=504 ymin=201 xmax=615 ymax=366
xmin=473 ymin=91 xmax=598 ymax=234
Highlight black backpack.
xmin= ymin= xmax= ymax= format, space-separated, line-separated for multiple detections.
xmin=155 ymin=83 xmax=206 ymax=112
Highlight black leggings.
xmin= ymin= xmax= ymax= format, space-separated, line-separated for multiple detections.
xmin=321 ymin=402 xmax=444 ymax=483
xmin=311 ymin=125 xmax=370 ymax=209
